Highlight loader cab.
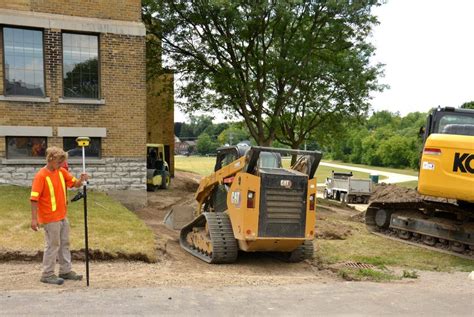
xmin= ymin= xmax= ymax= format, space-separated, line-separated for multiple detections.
xmin=214 ymin=145 xmax=248 ymax=171
xmin=257 ymin=151 xmax=282 ymax=170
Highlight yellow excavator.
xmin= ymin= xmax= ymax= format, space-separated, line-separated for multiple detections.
xmin=178 ymin=146 xmax=322 ymax=263
xmin=366 ymin=107 xmax=474 ymax=258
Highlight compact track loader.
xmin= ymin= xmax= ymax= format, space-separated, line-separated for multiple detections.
xmin=176 ymin=146 xmax=322 ymax=263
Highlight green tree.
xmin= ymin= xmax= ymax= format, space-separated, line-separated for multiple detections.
xmin=461 ymin=101 xmax=474 ymax=109
xmin=217 ymin=124 xmax=249 ymax=145
xmin=144 ymin=0 xmax=384 ymax=146
xmin=196 ymin=133 xmax=218 ymax=155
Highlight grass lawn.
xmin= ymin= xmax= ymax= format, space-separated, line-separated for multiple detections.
xmin=396 ymin=180 xmax=418 ymax=189
xmin=0 ymin=185 xmax=157 ymax=262
xmin=315 ymin=212 xmax=474 ymax=272
xmin=175 ymin=155 xmax=373 ymax=181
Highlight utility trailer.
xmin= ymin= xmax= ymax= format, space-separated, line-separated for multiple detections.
xmin=323 ymin=171 xmax=372 ymax=204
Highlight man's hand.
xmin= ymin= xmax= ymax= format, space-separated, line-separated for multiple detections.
xmin=31 ymin=201 xmax=38 ymax=231
xmin=80 ymin=173 xmax=89 ymax=183
xmin=31 ymin=218 xmax=39 ymax=231
xmin=75 ymin=173 xmax=90 ymax=188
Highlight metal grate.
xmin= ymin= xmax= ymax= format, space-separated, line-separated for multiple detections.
xmin=341 ymin=261 xmax=377 ymax=269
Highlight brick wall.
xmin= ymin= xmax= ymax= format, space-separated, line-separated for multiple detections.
xmin=0 ymin=28 xmax=147 ymax=190
xmin=0 ymin=31 xmax=146 ymax=158
xmin=0 ymin=0 xmax=141 ymax=22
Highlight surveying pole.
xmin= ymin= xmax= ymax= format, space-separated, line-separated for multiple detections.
xmin=76 ymin=137 xmax=91 ymax=287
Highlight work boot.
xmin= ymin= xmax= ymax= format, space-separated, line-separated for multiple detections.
xmin=59 ymin=271 xmax=83 ymax=281
xmin=40 ymin=275 xmax=64 ymax=285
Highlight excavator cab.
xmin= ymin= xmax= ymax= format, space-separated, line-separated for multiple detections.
xmin=418 ymin=107 xmax=474 ymax=202
xmin=178 ymin=146 xmax=322 ymax=263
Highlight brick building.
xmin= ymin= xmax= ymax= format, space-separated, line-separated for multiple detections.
xmin=0 ymin=1 xmax=173 ymax=195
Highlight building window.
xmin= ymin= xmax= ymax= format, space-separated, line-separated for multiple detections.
xmin=3 ymin=27 xmax=45 ymax=96
xmin=63 ymin=137 xmax=101 ymax=158
xmin=6 ymin=137 xmax=47 ymax=159
xmin=62 ymin=33 xmax=99 ymax=99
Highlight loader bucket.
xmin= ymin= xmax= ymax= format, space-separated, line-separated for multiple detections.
xmin=163 ymin=206 xmax=195 ymax=230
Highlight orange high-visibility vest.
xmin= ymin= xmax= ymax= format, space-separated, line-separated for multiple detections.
xmin=30 ymin=167 xmax=77 ymax=224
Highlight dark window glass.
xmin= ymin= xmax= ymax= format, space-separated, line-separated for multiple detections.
xmin=63 ymin=137 xmax=101 ymax=158
xmin=3 ymin=28 xmax=45 ymax=96
xmin=6 ymin=137 xmax=47 ymax=159
xmin=62 ymin=33 xmax=99 ymax=99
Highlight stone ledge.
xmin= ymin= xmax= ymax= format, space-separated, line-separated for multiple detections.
xmin=1 ymin=159 xmax=45 ymax=165
xmin=0 ymin=95 xmax=50 ymax=103
xmin=0 ymin=8 xmax=146 ymax=36
xmin=58 ymin=98 xmax=106 ymax=105
xmin=67 ymin=159 xmax=106 ymax=165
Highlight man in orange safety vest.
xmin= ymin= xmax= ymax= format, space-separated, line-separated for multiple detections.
xmin=30 ymin=146 xmax=88 ymax=285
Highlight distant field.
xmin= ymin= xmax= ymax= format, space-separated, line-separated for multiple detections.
xmin=326 ymin=160 xmax=419 ymax=176
xmin=175 ymin=156 xmax=416 ymax=183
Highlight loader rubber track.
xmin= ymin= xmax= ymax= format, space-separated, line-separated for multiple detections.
xmin=179 ymin=212 xmax=238 ymax=264
xmin=267 ymin=240 xmax=314 ymax=263
xmin=366 ymin=200 xmax=474 ymax=260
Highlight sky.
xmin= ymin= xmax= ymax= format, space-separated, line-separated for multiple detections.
xmin=175 ymin=0 xmax=474 ymax=122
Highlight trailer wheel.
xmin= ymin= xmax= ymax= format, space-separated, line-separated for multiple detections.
xmin=344 ymin=194 xmax=350 ymax=203
xmin=323 ymin=189 xmax=328 ymax=199
xmin=339 ymin=193 xmax=346 ymax=203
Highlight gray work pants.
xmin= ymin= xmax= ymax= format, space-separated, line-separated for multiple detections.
xmin=42 ymin=219 xmax=72 ymax=278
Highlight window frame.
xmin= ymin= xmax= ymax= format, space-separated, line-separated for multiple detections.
xmin=63 ymin=136 xmax=102 ymax=159
xmin=61 ymin=31 xmax=101 ymax=100
xmin=5 ymin=136 xmax=48 ymax=159
xmin=2 ymin=25 xmax=46 ymax=97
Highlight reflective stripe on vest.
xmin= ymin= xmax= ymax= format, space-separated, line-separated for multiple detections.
xmin=45 ymin=176 xmax=56 ymax=212
xmin=31 ymin=191 xmax=39 ymax=198
xmin=59 ymin=171 xmax=66 ymax=202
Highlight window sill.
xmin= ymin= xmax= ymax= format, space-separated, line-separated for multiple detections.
xmin=67 ymin=158 xmax=106 ymax=165
xmin=2 ymin=158 xmax=46 ymax=165
xmin=1 ymin=158 xmax=106 ymax=165
xmin=59 ymin=98 xmax=105 ymax=105
xmin=0 ymin=95 xmax=50 ymax=103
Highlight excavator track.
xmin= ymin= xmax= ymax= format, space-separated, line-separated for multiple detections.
xmin=179 ymin=212 xmax=238 ymax=264
xmin=366 ymin=200 xmax=474 ymax=260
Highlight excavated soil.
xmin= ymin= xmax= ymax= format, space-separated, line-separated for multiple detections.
xmin=370 ymin=183 xmax=423 ymax=203
xmin=369 ymin=183 xmax=454 ymax=204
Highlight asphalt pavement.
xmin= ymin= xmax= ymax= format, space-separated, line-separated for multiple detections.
xmin=2 ymin=272 xmax=473 ymax=316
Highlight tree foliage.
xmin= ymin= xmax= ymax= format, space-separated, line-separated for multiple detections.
xmin=327 ymin=111 xmax=426 ymax=169
xmin=196 ymin=132 xmax=219 ymax=155
xmin=144 ymin=0 xmax=384 ymax=146
xmin=461 ymin=101 xmax=474 ymax=109
xmin=217 ymin=123 xmax=250 ymax=145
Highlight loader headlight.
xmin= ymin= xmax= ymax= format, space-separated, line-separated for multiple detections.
xmin=247 ymin=191 xmax=255 ymax=209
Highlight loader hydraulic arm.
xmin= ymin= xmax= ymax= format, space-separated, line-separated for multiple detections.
xmin=195 ymin=155 xmax=247 ymax=208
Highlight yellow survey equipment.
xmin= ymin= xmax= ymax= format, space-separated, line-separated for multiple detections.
xmin=76 ymin=137 xmax=90 ymax=147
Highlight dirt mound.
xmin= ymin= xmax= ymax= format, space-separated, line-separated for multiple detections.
xmin=369 ymin=183 xmax=422 ymax=203
xmin=315 ymin=218 xmax=352 ymax=240
xmin=171 ymin=171 xmax=201 ymax=192
xmin=369 ymin=183 xmax=453 ymax=204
